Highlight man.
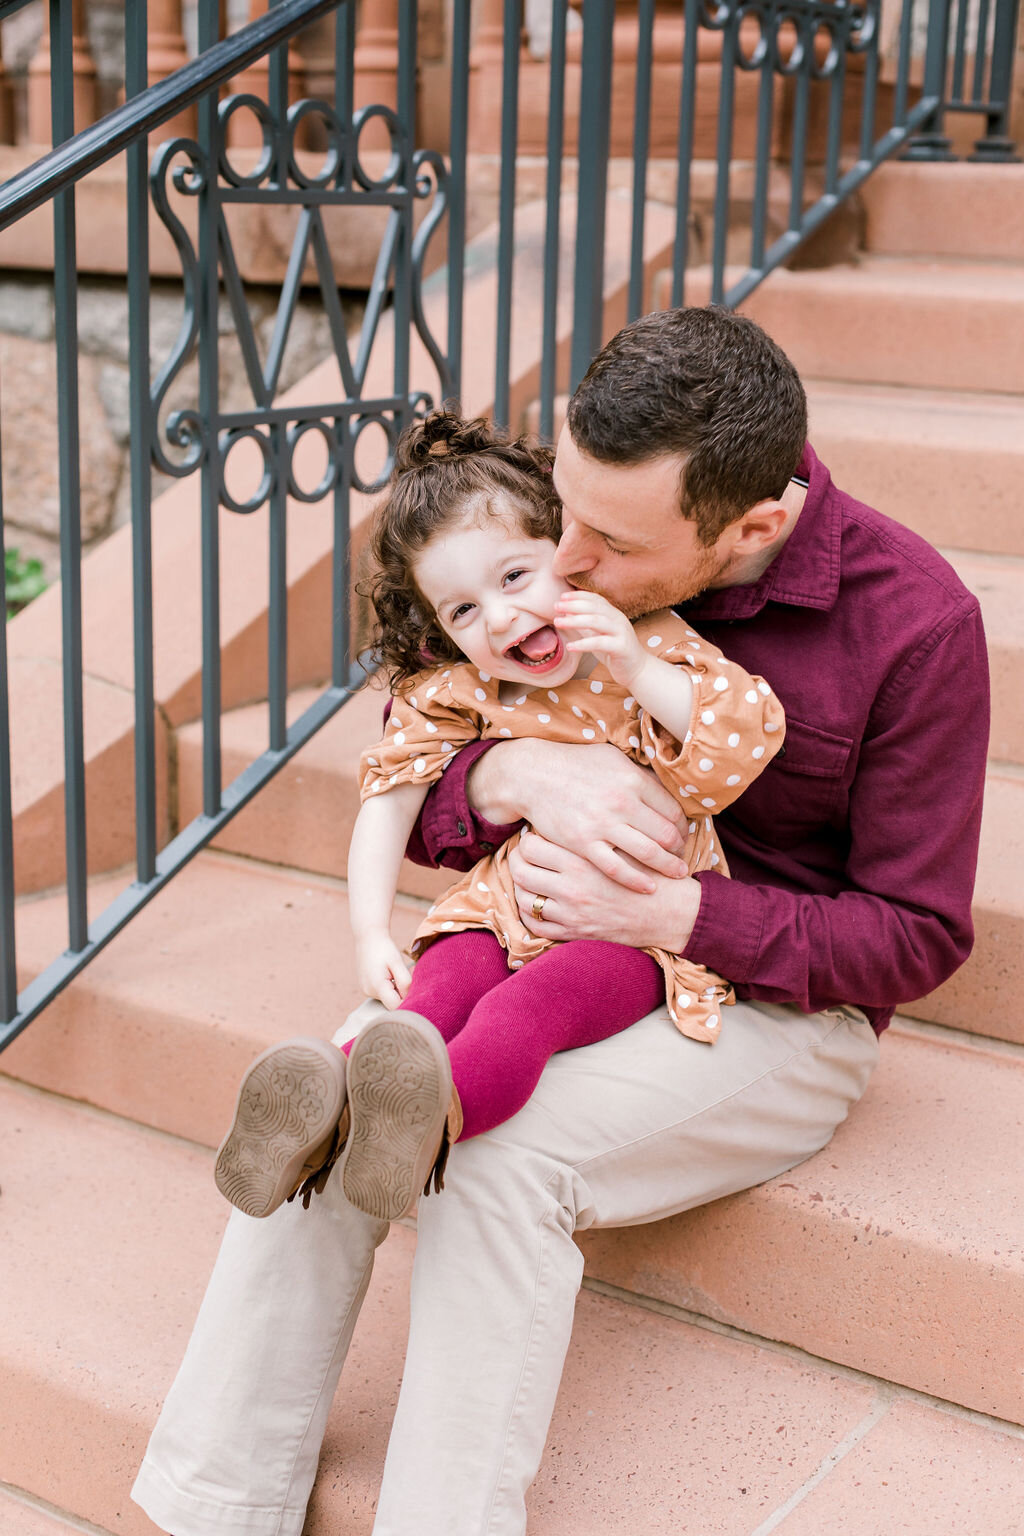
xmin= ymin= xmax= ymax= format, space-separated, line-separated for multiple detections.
xmin=133 ymin=308 xmax=987 ymax=1536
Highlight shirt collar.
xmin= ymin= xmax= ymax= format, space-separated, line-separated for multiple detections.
xmin=676 ymin=443 xmax=842 ymax=624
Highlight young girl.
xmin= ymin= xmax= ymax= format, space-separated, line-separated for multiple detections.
xmin=215 ymin=412 xmax=785 ymax=1224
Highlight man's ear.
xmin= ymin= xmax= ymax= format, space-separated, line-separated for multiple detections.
xmin=728 ymin=498 xmax=790 ymax=557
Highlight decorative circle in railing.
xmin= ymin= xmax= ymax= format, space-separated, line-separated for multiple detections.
xmin=735 ymin=5 xmax=771 ymax=71
xmin=351 ymin=104 xmax=404 ymax=192
xmin=217 ymin=94 xmax=277 ymax=188
xmin=773 ymin=12 xmax=809 ymax=75
xmin=350 ymin=412 xmax=398 ymax=496
xmin=286 ymin=99 xmax=346 ymax=188
xmin=286 ymin=419 xmax=342 ymax=503
xmin=219 ymin=426 xmax=275 ymax=514
xmin=811 ymin=18 xmax=843 ymax=79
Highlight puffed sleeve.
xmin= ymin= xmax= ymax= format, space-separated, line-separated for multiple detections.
xmin=639 ymin=633 xmax=786 ymax=817
xmin=359 ymin=677 xmax=482 ymax=802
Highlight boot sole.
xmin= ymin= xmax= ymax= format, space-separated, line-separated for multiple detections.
xmin=340 ymin=1011 xmax=452 ymax=1222
xmin=214 ymin=1037 xmax=347 ymax=1218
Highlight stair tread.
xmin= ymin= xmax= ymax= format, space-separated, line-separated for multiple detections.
xmin=175 ymin=692 xmax=1024 ymax=1041
xmin=0 ymin=1492 xmax=97 ymax=1536
xmin=2 ymin=1076 xmax=1022 ymax=1535
xmin=5 ymin=849 xmax=1024 ymax=1417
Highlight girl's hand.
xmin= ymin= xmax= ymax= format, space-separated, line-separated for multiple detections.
xmin=554 ymin=590 xmax=649 ymax=689
xmin=355 ymin=930 xmax=412 ymax=1009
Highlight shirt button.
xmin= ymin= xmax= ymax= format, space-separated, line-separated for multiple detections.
xmin=456 ymin=819 xmax=467 ymax=836
xmin=480 ymin=841 xmax=495 ymax=852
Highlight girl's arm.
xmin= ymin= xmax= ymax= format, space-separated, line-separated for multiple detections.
xmin=348 ymin=782 xmax=430 ymax=1007
xmin=555 ymin=591 xmax=694 ymax=739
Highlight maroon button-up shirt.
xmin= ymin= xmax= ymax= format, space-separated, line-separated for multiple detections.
xmin=405 ymin=445 xmax=989 ymax=1035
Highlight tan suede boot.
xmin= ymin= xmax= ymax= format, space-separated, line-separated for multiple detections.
xmin=338 ymin=1010 xmax=461 ymax=1222
xmin=214 ymin=1037 xmax=348 ymax=1218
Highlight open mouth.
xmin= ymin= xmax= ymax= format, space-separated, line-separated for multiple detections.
xmin=503 ymin=625 xmax=564 ymax=672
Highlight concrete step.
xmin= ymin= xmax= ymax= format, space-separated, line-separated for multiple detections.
xmin=4 ymin=855 xmax=1024 ymax=1418
xmin=903 ymin=765 xmax=1023 ymax=1041
xmin=859 ymin=162 xmax=1024 ymax=261
xmin=579 ymin=1019 xmax=1024 ymax=1425
xmin=657 ymin=256 xmax=1024 ymax=394
xmin=173 ymin=692 xmax=1024 ymax=1044
xmin=0 ymin=1489 xmax=103 ymax=1536
xmin=2 ymin=1077 xmax=1023 ymax=1536
xmin=805 ymin=382 xmax=1024 ymax=561
xmin=6 ymin=853 xmax=426 ymax=1147
xmin=944 ymin=551 xmax=1024 ymax=765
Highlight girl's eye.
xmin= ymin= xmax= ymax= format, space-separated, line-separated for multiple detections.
xmin=503 ymin=568 xmax=527 ymax=585
xmin=450 ymin=603 xmax=473 ymax=621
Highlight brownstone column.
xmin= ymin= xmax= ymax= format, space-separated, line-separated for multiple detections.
xmin=469 ymin=0 xmax=526 ymax=153
xmin=0 ymin=24 xmax=12 ymax=143
xmin=353 ymin=0 xmax=400 ymax=155
xmin=227 ymin=0 xmax=305 ymax=150
xmin=27 ymin=0 xmax=98 ymax=144
xmin=146 ymin=0 xmax=195 ymax=142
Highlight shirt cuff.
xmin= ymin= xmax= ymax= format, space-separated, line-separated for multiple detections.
xmin=681 ymin=870 xmax=764 ymax=982
xmin=406 ymin=738 xmax=523 ymax=870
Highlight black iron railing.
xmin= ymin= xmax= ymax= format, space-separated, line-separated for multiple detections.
xmin=0 ymin=0 xmax=1018 ymax=1050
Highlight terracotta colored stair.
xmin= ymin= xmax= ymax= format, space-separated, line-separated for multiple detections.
xmin=3 ymin=160 xmax=1024 ymax=1531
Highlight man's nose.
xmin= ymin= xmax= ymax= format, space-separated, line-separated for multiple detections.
xmin=553 ymin=522 xmax=596 ymax=577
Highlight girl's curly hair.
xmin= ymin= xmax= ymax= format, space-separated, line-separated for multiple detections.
xmin=366 ymin=410 xmax=562 ymax=692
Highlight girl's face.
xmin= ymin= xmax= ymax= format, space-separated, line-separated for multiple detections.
xmin=413 ymin=514 xmax=583 ymax=687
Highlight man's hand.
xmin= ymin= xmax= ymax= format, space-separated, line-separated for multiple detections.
xmin=509 ymin=831 xmax=703 ymax=951
xmin=355 ymin=930 xmax=412 ymax=1009
xmin=468 ymin=739 xmax=688 ymax=893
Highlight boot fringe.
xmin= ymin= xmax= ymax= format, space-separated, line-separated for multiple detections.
xmin=288 ymin=1117 xmax=348 ymax=1211
xmin=423 ymin=1119 xmax=451 ymax=1198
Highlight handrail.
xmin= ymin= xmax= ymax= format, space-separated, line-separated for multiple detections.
xmin=0 ymin=0 xmax=344 ymax=232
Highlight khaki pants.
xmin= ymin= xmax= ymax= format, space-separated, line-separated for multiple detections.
xmin=132 ymin=997 xmax=878 ymax=1536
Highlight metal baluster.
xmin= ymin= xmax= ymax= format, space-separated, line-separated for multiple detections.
xmin=126 ymin=0 xmax=157 ymax=883
xmin=447 ymin=0 xmax=472 ymax=406
xmin=494 ymin=0 xmax=522 ymax=429
xmin=824 ymin=34 xmax=847 ymax=198
xmin=392 ymin=0 xmax=417 ymax=432
xmin=903 ymin=0 xmax=955 ymax=159
xmin=971 ymin=0 xmax=993 ymax=104
xmin=858 ymin=7 xmax=882 ymax=163
xmin=539 ymin=0 xmax=567 ymax=439
xmin=570 ymin=0 xmax=614 ymax=392
xmin=893 ymin=0 xmax=914 ymax=127
xmin=50 ymin=0 xmax=88 ymax=951
xmin=198 ymin=0 xmax=223 ymax=815
xmin=787 ymin=22 xmax=812 ymax=234
xmin=750 ymin=20 xmax=776 ymax=273
xmin=951 ymin=0 xmax=970 ymax=103
xmin=671 ymin=0 xmax=701 ymax=309
xmin=335 ymin=1 xmax=356 ymax=187
xmin=333 ymin=1 xmax=356 ymax=694
xmin=710 ymin=7 xmax=739 ymax=305
xmin=970 ymin=0 xmax=1022 ymax=159
xmin=0 ymin=412 xmax=17 ymax=1022
xmin=267 ymin=0 xmax=289 ymax=750
xmin=628 ymin=0 xmax=656 ymax=322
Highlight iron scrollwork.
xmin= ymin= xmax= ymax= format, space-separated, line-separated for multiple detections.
xmin=148 ymin=77 xmax=454 ymax=519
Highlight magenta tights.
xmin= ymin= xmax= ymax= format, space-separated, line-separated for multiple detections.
xmin=344 ymin=930 xmax=664 ymax=1141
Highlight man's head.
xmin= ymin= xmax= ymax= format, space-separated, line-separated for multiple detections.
xmin=553 ymin=306 xmax=808 ymax=614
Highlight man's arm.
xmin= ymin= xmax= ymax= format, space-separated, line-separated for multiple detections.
xmin=407 ymin=736 xmax=690 ymax=893
xmin=510 ymin=606 xmax=989 ymax=1013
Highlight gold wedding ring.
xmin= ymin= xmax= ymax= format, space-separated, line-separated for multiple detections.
xmin=531 ymin=893 xmax=548 ymax=920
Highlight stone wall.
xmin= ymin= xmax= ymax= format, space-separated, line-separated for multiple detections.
xmin=0 ymin=270 xmax=363 ymax=581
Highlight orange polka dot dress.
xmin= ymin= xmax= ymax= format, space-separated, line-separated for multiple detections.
xmin=359 ymin=610 xmax=785 ymax=1044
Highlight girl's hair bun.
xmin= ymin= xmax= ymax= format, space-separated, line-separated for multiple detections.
xmin=395 ymin=409 xmax=499 ymax=473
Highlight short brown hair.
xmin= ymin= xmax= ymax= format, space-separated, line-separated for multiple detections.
xmin=366 ymin=410 xmax=561 ymax=691
xmin=566 ymin=306 xmax=807 ymax=546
